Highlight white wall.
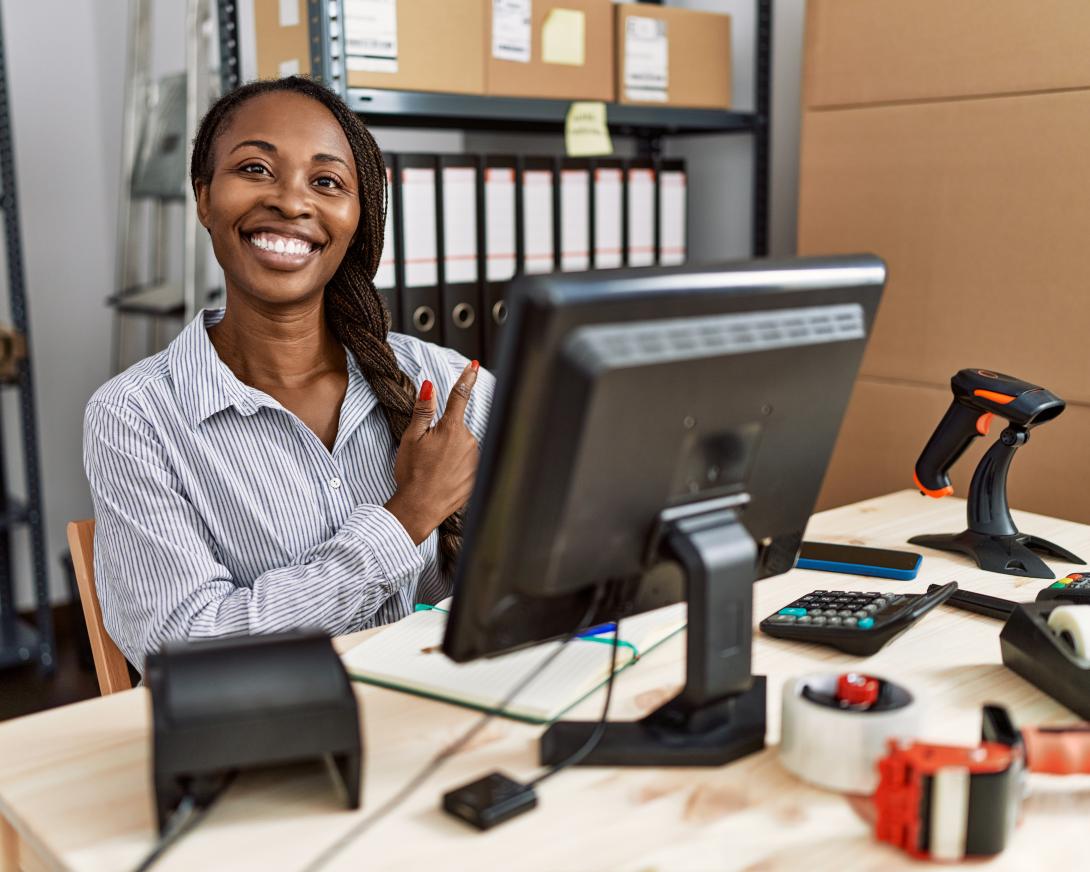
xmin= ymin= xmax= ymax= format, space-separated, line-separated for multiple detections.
xmin=2 ymin=0 xmax=128 ymax=609
xmin=4 ymin=0 xmax=805 ymax=609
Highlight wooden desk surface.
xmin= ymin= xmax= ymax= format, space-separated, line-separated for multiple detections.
xmin=1 ymin=491 xmax=1088 ymax=871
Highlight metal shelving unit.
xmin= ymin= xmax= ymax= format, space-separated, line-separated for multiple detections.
xmin=217 ymin=0 xmax=772 ymax=256
xmin=0 ymin=8 xmax=53 ymax=673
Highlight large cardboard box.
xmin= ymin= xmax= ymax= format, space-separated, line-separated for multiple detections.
xmin=486 ymin=0 xmax=614 ymax=101
xmin=254 ymin=0 xmax=487 ymax=95
xmin=804 ymin=0 xmax=1090 ymax=108
xmin=798 ymin=90 xmax=1090 ymax=407
xmin=614 ymin=3 xmax=730 ymax=109
xmin=800 ymin=3 xmax=1090 ymax=525
xmin=816 ymin=378 xmax=1090 ymax=525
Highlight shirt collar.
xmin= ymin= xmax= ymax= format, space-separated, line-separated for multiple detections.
xmin=168 ymin=307 xmax=422 ymax=431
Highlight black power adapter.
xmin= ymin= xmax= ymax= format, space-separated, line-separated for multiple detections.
xmin=442 ymin=772 xmax=538 ymax=831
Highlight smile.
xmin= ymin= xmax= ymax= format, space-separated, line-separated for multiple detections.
xmin=244 ymin=231 xmax=321 ymax=258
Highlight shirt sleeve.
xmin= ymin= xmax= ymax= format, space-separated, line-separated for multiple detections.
xmin=83 ymin=399 xmax=425 ymax=671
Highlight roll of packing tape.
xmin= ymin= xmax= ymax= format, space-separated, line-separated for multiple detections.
xmin=1048 ymin=605 xmax=1090 ymax=658
xmin=780 ymin=673 xmax=921 ymax=794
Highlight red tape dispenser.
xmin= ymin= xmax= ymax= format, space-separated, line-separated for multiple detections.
xmin=874 ymin=704 xmax=1090 ymax=861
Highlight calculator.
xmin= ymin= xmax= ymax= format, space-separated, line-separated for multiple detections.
xmin=760 ymin=582 xmax=959 ymax=656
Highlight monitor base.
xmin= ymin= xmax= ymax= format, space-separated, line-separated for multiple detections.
xmin=539 ymin=676 xmax=766 ymax=767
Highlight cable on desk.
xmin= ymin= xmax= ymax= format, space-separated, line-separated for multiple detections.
xmin=527 ymin=620 xmax=620 ymax=788
xmin=301 ymin=587 xmax=609 ymax=872
xmin=131 ymin=774 xmax=234 ymax=872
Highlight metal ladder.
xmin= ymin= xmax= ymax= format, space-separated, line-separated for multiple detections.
xmin=110 ymin=0 xmax=226 ymax=373
xmin=0 ymin=5 xmax=53 ymax=674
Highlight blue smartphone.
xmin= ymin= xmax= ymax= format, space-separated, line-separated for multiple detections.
xmin=796 ymin=541 xmax=922 ymax=581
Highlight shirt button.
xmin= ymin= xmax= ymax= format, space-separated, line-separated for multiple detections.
xmin=329 ymin=477 xmax=342 ymax=490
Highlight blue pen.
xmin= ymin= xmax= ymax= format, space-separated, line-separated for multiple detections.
xmin=577 ymin=622 xmax=617 ymax=638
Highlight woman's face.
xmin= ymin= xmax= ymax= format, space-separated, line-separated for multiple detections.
xmin=195 ymin=91 xmax=361 ymax=307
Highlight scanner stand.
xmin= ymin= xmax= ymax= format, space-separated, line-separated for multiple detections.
xmin=539 ymin=508 xmax=766 ymax=767
xmin=910 ymin=426 xmax=1085 ymax=579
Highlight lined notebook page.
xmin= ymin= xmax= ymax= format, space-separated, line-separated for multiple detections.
xmin=342 ymin=601 xmax=686 ymax=723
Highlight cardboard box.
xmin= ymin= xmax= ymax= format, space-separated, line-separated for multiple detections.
xmin=486 ymin=0 xmax=614 ymax=101
xmin=816 ymin=377 xmax=1090 ymax=525
xmin=798 ymin=89 xmax=1090 ymax=407
xmin=804 ymin=0 xmax=1090 ymax=108
xmin=614 ymin=3 xmax=731 ymax=110
xmin=254 ymin=0 xmax=487 ymax=95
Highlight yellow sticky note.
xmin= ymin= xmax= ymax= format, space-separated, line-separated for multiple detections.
xmin=543 ymin=8 xmax=586 ymax=67
xmin=565 ymin=101 xmax=613 ymax=158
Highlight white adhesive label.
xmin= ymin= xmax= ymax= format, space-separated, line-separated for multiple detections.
xmin=624 ymin=16 xmax=668 ymax=103
xmin=279 ymin=0 xmax=300 ymax=28
xmin=485 ymin=168 xmax=517 ymax=282
xmin=443 ymin=167 xmax=479 ymax=284
xmin=493 ymin=0 xmax=532 ymax=63
xmin=345 ymin=0 xmax=399 ymax=74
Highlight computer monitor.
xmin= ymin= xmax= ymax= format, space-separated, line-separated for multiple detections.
xmin=443 ymin=255 xmax=886 ymax=767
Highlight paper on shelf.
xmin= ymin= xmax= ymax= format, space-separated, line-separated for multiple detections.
xmin=543 ymin=8 xmax=585 ymax=66
xmin=624 ymin=15 xmax=668 ymax=103
xmin=345 ymin=0 xmax=399 ymax=74
xmin=493 ymin=0 xmax=532 ymax=63
xmin=565 ymin=101 xmax=613 ymax=158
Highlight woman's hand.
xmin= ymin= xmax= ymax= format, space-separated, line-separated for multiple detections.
xmin=385 ymin=362 xmax=481 ymax=544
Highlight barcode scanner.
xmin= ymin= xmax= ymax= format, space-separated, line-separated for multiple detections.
xmin=908 ymin=368 xmax=1084 ymax=578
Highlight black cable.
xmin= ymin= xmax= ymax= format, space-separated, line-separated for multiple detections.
xmin=526 ymin=619 xmax=621 ymax=787
xmin=131 ymin=775 xmax=234 ymax=872
xmin=301 ymin=589 xmax=608 ymax=872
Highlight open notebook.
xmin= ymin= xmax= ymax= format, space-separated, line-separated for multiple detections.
xmin=341 ymin=599 xmax=687 ymax=723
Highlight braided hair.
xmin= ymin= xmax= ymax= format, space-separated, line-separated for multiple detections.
xmin=190 ymin=76 xmax=463 ymax=575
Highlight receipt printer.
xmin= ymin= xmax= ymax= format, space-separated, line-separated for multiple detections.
xmin=146 ymin=630 xmax=361 ymax=833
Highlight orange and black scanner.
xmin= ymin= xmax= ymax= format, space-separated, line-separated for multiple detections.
xmin=913 ymin=369 xmax=1065 ymax=498
xmin=909 ymin=369 xmax=1083 ymax=579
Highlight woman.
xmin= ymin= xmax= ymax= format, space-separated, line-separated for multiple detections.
xmin=84 ymin=77 xmax=493 ymax=671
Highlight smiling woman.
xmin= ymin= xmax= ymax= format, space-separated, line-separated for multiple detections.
xmin=82 ymin=77 xmax=495 ymax=672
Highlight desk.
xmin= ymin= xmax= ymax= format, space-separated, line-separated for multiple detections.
xmin=1 ymin=491 xmax=1087 ymax=871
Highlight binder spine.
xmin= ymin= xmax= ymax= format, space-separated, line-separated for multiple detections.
xmin=398 ymin=155 xmax=442 ymax=345
xmin=439 ymin=156 xmax=484 ymax=362
xmin=377 ymin=154 xmax=401 ymax=332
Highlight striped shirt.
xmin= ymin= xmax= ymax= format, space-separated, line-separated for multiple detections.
xmin=83 ymin=308 xmax=494 ymax=671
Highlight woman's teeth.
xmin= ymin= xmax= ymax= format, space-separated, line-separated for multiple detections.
xmin=248 ymin=233 xmax=315 ymax=255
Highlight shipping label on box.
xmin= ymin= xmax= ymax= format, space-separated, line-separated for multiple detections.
xmin=624 ymin=16 xmax=668 ymax=102
xmin=493 ymin=0 xmax=532 ymax=63
xmin=346 ymin=0 xmax=400 ymax=74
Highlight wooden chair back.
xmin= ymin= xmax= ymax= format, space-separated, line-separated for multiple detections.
xmin=66 ymin=520 xmax=132 ymax=694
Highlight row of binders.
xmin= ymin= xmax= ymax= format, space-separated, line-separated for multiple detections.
xmin=375 ymin=154 xmax=687 ymax=365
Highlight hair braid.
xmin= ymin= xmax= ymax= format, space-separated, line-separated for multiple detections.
xmin=190 ymin=76 xmax=465 ymax=576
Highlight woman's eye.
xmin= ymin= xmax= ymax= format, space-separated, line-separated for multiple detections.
xmin=315 ymin=176 xmax=341 ymax=189
xmin=240 ymin=163 xmax=269 ymax=175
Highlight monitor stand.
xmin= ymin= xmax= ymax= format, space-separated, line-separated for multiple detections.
xmin=539 ymin=507 xmax=766 ymax=767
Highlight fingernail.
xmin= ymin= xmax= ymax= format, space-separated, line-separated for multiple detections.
xmin=471 ymin=360 xmax=480 ymax=372
xmin=419 ymin=380 xmax=433 ymax=402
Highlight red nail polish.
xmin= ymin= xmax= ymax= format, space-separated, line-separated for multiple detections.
xmin=471 ymin=360 xmax=480 ymax=371
xmin=420 ymin=380 xmax=433 ymax=402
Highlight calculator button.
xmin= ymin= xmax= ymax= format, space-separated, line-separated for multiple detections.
xmin=813 ymin=590 xmax=827 ymax=594
xmin=838 ymin=610 xmax=854 ymax=617
xmin=827 ymin=617 xmax=843 ymax=626
xmin=864 ymin=604 xmax=879 ymax=613
xmin=843 ymin=617 xmax=858 ymax=627
xmin=858 ymin=617 xmax=875 ymax=630
xmin=797 ymin=616 xmax=812 ymax=623
xmin=873 ymin=599 xmax=888 ymax=608
xmin=823 ymin=609 xmax=839 ymax=617
xmin=778 ymin=608 xmax=807 ymax=617
xmin=811 ymin=616 xmax=828 ymax=625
